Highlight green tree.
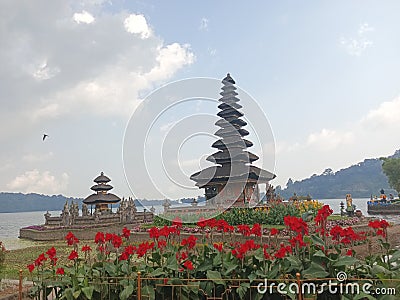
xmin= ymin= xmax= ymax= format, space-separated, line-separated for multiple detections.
xmin=381 ymin=157 xmax=400 ymax=196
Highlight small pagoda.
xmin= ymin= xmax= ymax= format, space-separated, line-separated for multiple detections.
xmin=190 ymin=74 xmax=276 ymax=207
xmin=83 ymin=172 xmax=121 ymax=212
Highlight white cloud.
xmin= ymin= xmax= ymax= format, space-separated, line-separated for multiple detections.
xmin=73 ymin=11 xmax=95 ymax=24
xmin=340 ymin=23 xmax=374 ymax=56
xmin=124 ymin=14 xmax=151 ymax=39
xmin=274 ymin=95 xmax=400 ymax=187
xmin=7 ymin=170 xmax=69 ymax=194
xmin=199 ymin=17 xmax=209 ymax=31
xmin=307 ymin=128 xmax=354 ymax=150
xmin=32 ymin=60 xmax=60 ymax=80
xmin=0 ymin=3 xmax=195 ymax=124
xmin=146 ymin=43 xmax=195 ymax=81
xmin=361 ymin=96 xmax=400 ymax=128
xmin=22 ymin=152 xmax=54 ymax=163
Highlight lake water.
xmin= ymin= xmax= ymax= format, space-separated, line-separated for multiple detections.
xmin=0 ymin=198 xmax=398 ymax=250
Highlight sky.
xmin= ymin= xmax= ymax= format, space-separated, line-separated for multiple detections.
xmin=1 ymin=0 xmax=400 ymax=200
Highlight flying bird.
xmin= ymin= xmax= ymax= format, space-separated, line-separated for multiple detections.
xmin=43 ymin=134 xmax=49 ymax=141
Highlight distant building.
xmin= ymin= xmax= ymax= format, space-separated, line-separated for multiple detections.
xmin=190 ymin=74 xmax=276 ymax=207
xmin=83 ymin=172 xmax=121 ymax=213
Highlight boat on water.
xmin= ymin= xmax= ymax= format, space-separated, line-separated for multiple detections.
xmin=367 ymin=192 xmax=400 ymax=214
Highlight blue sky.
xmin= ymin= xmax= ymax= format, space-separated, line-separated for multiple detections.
xmin=1 ymin=1 xmax=399 ymax=200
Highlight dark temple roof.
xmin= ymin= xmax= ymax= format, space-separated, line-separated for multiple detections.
xmin=190 ymin=73 xmax=276 ymax=187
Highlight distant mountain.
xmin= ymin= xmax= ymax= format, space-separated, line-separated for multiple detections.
xmin=0 ymin=193 xmax=82 ymax=213
xmin=275 ymin=150 xmax=400 ymax=199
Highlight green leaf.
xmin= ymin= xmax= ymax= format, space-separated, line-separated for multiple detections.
xmin=166 ymin=255 xmax=180 ymax=271
xmin=206 ymin=270 xmax=225 ymax=286
xmin=81 ymin=286 xmax=94 ymax=299
xmin=121 ymin=261 xmax=130 ymax=274
xmin=142 ymin=285 xmax=155 ymax=300
xmin=199 ymin=281 xmax=213 ymax=296
xmin=73 ymin=290 xmax=81 ymax=299
xmin=150 ymin=267 xmax=165 ymax=277
xmin=310 ymin=234 xmax=325 ymax=246
xmin=213 ymin=253 xmax=221 ymax=266
xmin=105 ymin=263 xmax=117 ymax=276
xmin=237 ymin=282 xmax=250 ymax=298
xmin=248 ymin=272 xmax=257 ymax=283
xmin=302 ymin=262 xmax=329 ymax=278
xmin=222 ymin=261 xmax=238 ymax=276
xmin=285 ymin=256 xmax=302 ymax=272
xmin=119 ymin=285 xmax=134 ymax=300
xmin=333 ymin=256 xmax=359 ymax=267
xmin=196 ymin=259 xmax=213 ymax=272
xmin=388 ymin=250 xmax=400 ymax=263
xmin=371 ymin=264 xmax=391 ymax=276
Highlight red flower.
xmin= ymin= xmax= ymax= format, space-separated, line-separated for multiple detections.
xmin=112 ymin=234 xmax=123 ymax=248
xmin=197 ymin=217 xmax=207 ymax=228
xmin=46 ymin=247 xmax=56 ymax=258
xmin=263 ymin=245 xmax=271 ymax=260
xmin=346 ymin=249 xmax=353 ymax=256
xmin=136 ymin=241 xmax=154 ymax=257
xmin=149 ymin=227 xmax=160 ymax=239
xmin=270 ymin=228 xmax=279 ymax=236
xmin=122 ymin=227 xmax=131 ymax=239
xmin=368 ymin=219 xmax=390 ymax=229
xmin=181 ymin=235 xmax=197 ymax=249
xmin=315 ymin=205 xmax=333 ymax=226
xmin=176 ymin=251 xmax=188 ymax=261
xmin=158 ymin=239 xmax=167 ymax=249
xmin=65 ymin=232 xmax=79 ymax=246
xmin=329 ymin=225 xmax=344 ymax=241
xmin=213 ymin=243 xmax=223 ymax=252
xmin=119 ymin=251 xmax=129 ymax=261
xmin=94 ymin=232 xmax=105 ymax=244
xmin=68 ymin=250 xmax=78 ymax=260
xmin=172 ymin=217 xmax=183 ymax=228
xmin=50 ymin=257 xmax=58 ymax=266
xmin=105 ymin=233 xmax=113 ymax=242
xmin=237 ymin=225 xmax=251 ymax=236
xmin=376 ymin=229 xmax=386 ymax=238
xmin=34 ymin=253 xmax=47 ymax=266
xmin=81 ymin=245 xmax=92 ymax=252
xmin=274 ymin=245 xmax=292 ymax=259
xmin=159 ymin=226 xmax=171 ymax=238
xmin=251 ymin=223 xmax=262 ymax=237
xmin=27 ymin=264 xmax=35 ymax=273
xmin=56 ymin=267 xmax=65 ymax=275
xmin=183 ymin=260 xmax=194 ymax=270
xmin=284 ymin=216 xmax=309 ymax=235
xmin=289 ymin=234 xmax=307 ymax=248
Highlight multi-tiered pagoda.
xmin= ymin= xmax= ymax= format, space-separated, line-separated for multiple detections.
xmin=190 ymin=74 xmax=276 ymax=207
xmin=83 ymin=172 xmax=121 ymax=212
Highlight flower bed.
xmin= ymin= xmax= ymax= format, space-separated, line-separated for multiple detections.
xmin=26 ymin=206 xmax=400 ymax=300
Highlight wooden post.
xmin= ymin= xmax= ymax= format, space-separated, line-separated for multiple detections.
xmin=296 ymin=273 xmax=302 ymax=300
xmin=19 ymin=269 xmax=22 ymax=300
xmin=137 ymin=271 xmax=141 ymax=299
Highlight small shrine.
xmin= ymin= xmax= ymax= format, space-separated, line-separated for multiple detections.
xmin=190 ymin=74 xmax=276 ymax=207
xmin=83 ymin=172 xmax=121 ymax=213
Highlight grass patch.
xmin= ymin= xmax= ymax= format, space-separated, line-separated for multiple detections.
xmin=327 ymin=214 xmax=347 ymax=221
xmin=1 ymin=241 xmax=99 ymax=279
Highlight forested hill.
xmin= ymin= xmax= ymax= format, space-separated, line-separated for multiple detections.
xmin=0 ymin=193 xmax=82 ymax=213
xmin=276 ymin=150 xmax=400 ymax=199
